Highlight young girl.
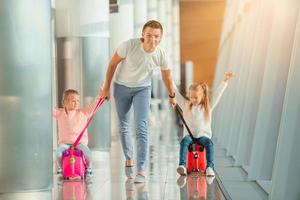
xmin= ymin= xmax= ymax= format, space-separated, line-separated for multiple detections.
xmin=176 ymin=71 xmax=234 ymax=177
xmin=53 ymin=89 xmax=101 ymax=177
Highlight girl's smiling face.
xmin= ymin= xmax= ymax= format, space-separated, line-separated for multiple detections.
xmin=189 ymin=89 xmax=203 ymax=106
xmin=64 ymin=94 xmax=80 ymax=111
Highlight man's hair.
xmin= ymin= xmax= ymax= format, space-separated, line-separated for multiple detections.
xmin=142 ymin=20 xmax=163 ymax=34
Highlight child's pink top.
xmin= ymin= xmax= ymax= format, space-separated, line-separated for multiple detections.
xmin=53 ymin=96 xmax=100 ymax=145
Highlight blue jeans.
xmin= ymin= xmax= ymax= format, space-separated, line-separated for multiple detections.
xmin=113 ymin=83 xmax=151 ymax=171
xmin=179 ymin=135 xmax=214 ymax=169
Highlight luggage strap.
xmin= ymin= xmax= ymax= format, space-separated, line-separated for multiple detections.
xmin=175 ymin=104 xmax=196 ymax=143
xmin=73 ymin=97 xmax=105 ymax=148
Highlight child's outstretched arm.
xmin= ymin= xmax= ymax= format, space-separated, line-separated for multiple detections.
xmin=211 ymin=71 xmax=235 ymax=109
xmin=81 ymin=86 xmax=104 ymax=117
xmin=52 ymin=108 xmax=61 ymax=118
xmin=224 ymin=71 xmax=235 ymax=82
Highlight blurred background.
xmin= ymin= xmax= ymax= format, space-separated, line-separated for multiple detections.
xmin=0 ymin=0 xmax=299 ymax=199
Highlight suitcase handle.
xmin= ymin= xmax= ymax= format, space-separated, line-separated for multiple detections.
xmin=73 ymin=97 xmax=105 ymax=147
xmin=175 ymin=104 xmax=196 ymax=143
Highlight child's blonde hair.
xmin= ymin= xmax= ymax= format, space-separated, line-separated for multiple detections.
xmin=188 ymin=82 xmax=210 ymax=121
xmin=62 ymin=89 xmax=79 ymax=107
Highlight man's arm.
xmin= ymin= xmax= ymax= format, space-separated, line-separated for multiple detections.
xmin=101 ymin=52 xmax=123 ymax=99
xmin=161 ymin=69 xmax=177 ymax=107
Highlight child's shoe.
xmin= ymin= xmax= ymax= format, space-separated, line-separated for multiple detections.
xmin=56 ymin=167 xmax=62 ymax=175
xmin=177 ymin=165 xmax=187 ymax=176
xmin=177 ymin=176 xmax=186 ymax=188
xmin=206 ymin=176 xmax=215 ymax=184
xmin=205 ymin=167 xmax=215 ymax=177
xmin=86 ymin=167 xmax=93 ymax=177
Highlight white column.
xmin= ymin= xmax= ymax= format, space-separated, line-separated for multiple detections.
xmin=56 ymin=0 xmax=109 ymax=37
xmin=217 ymin=22 xmax=244 ymax=149
xmin=157 ymin=0 xmax=167 ymax=48
xmin=269 ymin=7 xmax=300 ymax=199
xmin=133 ymin=0 xmax=147 ymax=37
xmin=213 ymin=0 xmax=241 ymax=147
xmin=212 ymin=37 xmax=233 ymax=143
xmin=166 ymin=0 xmax=173 ymax=56
xmin=0 ymin=0 xmax=52 ymax=192
xmin=234 ymin=0 xmax=275 ymax=166
xmin=147 ymin=0 xmax=158 ymax=20
xmin=248 ymin=0 xmax=300 ymax=180
xmin=227 ymin=4 xmax=260 ymax=159
xmin=172 ymin=0 xmax=180 ymax=84
xmin=109 ymin=0 xmax=134 ymax=56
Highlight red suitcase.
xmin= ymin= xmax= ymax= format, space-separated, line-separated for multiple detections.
xmin=186 ymin=144 xmax=206 ymax=173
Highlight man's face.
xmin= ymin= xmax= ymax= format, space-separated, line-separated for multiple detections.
xmin=142 ymin=27 xmax=162 ymax=50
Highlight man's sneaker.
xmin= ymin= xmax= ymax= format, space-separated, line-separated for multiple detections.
xmin=56 ymin=167 xmax=62 ymax=175
xmin=134 ymin=174 xmax=146 ymax=183
xmin=176 ymin=165 xmax=187 ymax=176
xmin=86 ymin=167 xmax=93 ymax=177
xmin=125 ymin=166 xmax=134 ymax=179
xmin=125 ymin=178 xmax=134 ymax=191
xmin=136 ymin=183 xmax=148 ymax=199
xmin=205 ymin=167 xmax=215 ymax=177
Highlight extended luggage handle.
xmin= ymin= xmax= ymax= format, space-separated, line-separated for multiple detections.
xmin=73 ymin=97 xmax=105 ymax=147
xmin=175 ymin=104 xmax=196 ymax=143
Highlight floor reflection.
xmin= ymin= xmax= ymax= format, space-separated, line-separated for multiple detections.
xmin=57 ymin=179 xmax=90 ymax=200
xmin=177 ymin=173 xmax=221 ymax=200
xmin=125 ymin=179 xmax=149 ymax=200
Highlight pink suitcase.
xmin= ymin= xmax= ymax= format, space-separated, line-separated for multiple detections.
xmin=62 ymin=147 xmax=87 ymax=179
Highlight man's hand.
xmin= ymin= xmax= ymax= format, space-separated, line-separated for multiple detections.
xmin=100 ymin=86 xmax=110 ymax=100
xmin=169 ymin=97 xmax=177 ymax=108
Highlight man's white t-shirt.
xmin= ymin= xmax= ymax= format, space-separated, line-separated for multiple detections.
xmin=114 ymin=38 xmax=171 ymax=87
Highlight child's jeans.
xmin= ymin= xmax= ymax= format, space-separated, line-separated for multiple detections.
xmin=56 ymin=143 xmax=92 ymax=169
xmin=179 ymin=135 xmax=214 ymax=169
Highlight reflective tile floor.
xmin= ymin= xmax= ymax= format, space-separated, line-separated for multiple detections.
xmin=0 ymin=107 xmax=226 ymax=200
